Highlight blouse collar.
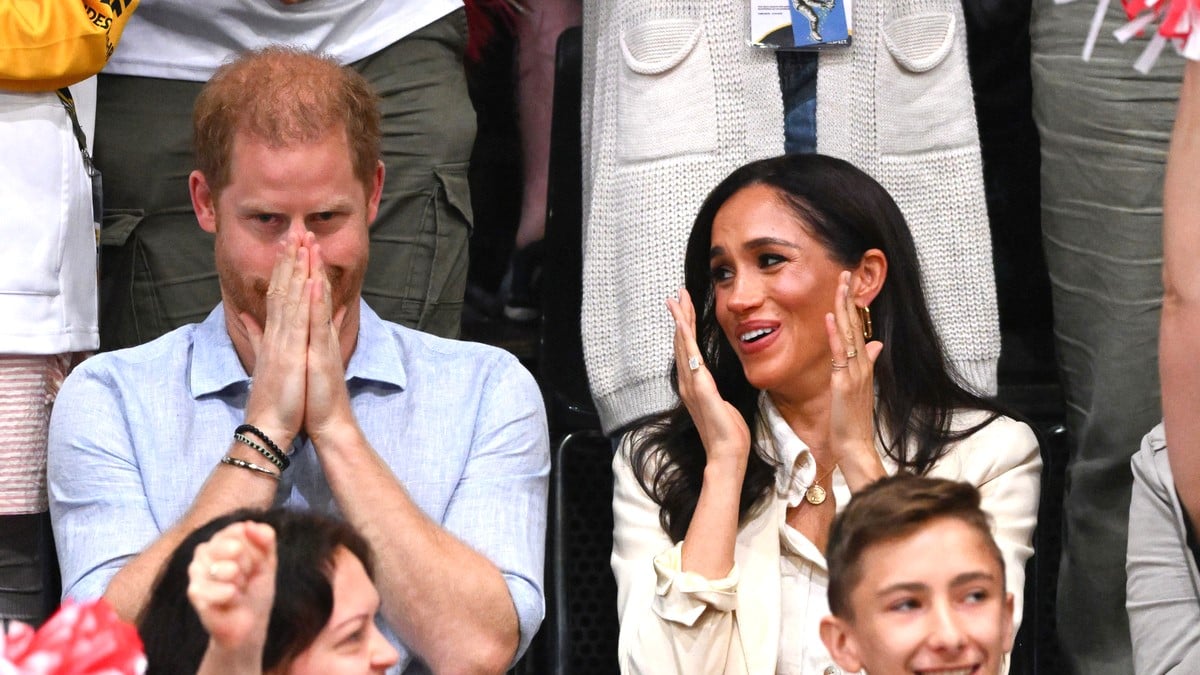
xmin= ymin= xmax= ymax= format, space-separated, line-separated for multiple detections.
xmin=757 ymin=393 xmax=820 ymax=508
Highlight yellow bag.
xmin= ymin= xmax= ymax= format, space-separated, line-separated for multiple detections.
xmin=1 ymin=0 xmax=140 ymax=92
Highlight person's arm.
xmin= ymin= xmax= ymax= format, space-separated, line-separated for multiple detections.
xmin=48 ymin=359 xmax=280 ymax=622
xmin=1161 ymin=59 xmax=1200 ymax=533
xmin=611 ymin=438 xmax=749 ymax=675
xmin=666 ymin=289 xmax=752 ymax=579
xmin=605 ymin=288 xmax=757 ymax=674
xmin=1127 ymin=425 xmax=1200 ymax=674
xmin=0 ymin=0 xmax=141 ymax=91
xmin=302 ymin=263 xmax=547 ymax=674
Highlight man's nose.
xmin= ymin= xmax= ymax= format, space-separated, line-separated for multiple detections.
xmin=286 ymin=218 xmax=309 ymax=238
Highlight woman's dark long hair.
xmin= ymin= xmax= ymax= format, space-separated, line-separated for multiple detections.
xmin=631 ymin=153 xmax=1013 ymax=542
xmin=139 ymin=507 xmax=375 ymax=674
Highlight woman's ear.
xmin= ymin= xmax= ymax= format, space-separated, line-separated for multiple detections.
xmin=851 ymin=248 xmax=887 ymax=307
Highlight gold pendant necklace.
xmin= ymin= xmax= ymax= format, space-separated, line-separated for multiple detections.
xmin=805 ymin=483 xmax=827 ymax=505
xmin=805 ymin=463 xmax=837 ymax=505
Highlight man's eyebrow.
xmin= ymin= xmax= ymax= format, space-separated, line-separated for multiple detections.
xmin=709 ymin=237 xmax=801 ymax=259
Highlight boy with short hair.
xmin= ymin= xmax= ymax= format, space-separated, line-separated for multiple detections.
xmin=819 ymin=474 xmax=1015 ymax=675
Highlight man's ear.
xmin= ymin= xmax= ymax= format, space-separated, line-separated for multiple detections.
xmin=1002 ymin=591 xmax=1016 ymax=653
xmin=190 ymin=170 xmax=218 ymax=234
xmin=819 ymin=615 xmax=865 ymax=673
xmin=366 ymin=160 xmax=385 ymax=225
xmin=851 ymin=248 xmax=887 ymax=308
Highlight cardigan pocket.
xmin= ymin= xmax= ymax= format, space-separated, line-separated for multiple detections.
xmin=876 ymin=4 xmax=976 ymax=157
xmin=617 ymin=17 xmax=717 ymax=162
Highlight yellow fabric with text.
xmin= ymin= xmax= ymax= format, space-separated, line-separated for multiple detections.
xmin=1 ymin=0 xmax=139 ymax=92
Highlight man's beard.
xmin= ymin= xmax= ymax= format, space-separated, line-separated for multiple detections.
xmin=218 ymin=253 xmax=361 ymax=328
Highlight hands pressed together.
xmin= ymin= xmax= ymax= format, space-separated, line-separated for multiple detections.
xmin=239 ymin=232 xmax=358 ymax=454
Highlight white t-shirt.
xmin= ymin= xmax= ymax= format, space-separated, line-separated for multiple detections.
xmin=105 ymin=0 xmax=463 ymax=81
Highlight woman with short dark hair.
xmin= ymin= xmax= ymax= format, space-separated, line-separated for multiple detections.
xmin=612 ymin=153 xmax=1041 ymax=674
xmin=139 ymin=508 xmax=397 ymax=674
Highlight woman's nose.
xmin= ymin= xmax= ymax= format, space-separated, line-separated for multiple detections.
xmin=724 ymin=273 xmax=763 ymax=312
xmin=369 ymin=625 xmax=401 ymax=669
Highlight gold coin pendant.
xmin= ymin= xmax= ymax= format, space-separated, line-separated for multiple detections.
xmin=805 ymin=484 xmax=827 ymax=505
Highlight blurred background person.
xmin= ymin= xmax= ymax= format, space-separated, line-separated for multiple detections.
xmin=140 ymin=508 xmax=398 ymax=675
xmin=0 ymin=0 xmax=139 ymax=626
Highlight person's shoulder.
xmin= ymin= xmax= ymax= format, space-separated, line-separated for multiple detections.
xmin=950 ymin=408 xmax=1037 ymax=447
xmin=69 ymin=323 xmax=199 ymax=383
xmin=378 ymin=320 xmax=539 ymax=397
xmin=926 ymin=408 xmax=1040 ymax=480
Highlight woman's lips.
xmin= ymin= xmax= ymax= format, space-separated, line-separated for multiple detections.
xmin=734 ymin=321 xmax=780 ymax=355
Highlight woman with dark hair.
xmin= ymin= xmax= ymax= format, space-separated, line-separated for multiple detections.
xmin=139 ymin=508 xmax=398 ymax=674
xmin=612 ymin=153 xmax=1041 ymax=674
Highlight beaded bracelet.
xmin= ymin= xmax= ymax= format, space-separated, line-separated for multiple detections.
xmin=220 ymin=455 xmax=280 ymax=481
xmin=236 ymin=424 xmax=289 ymax=458
xmin=234 ymin=432 xmax=288 ymax=472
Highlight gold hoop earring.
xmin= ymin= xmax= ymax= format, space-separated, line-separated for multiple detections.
xmin=859 ymin=305 xmax=873 ymax=340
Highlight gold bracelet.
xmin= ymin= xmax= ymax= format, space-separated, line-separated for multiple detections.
xmin=220 ymin=455 xmax=281 ymax=481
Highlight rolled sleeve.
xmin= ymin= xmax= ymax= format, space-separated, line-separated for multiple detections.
xmin=1127 ymin=424 xmax=1200 ymax=674
xmin=612 ymin=438 xmax=746 ymax=674
xmin=47 ymin=362 xmax=154 ymax=601
xmin=651 ymin=541 xmax=739 ymax=623
xmin=441 ymin=353 xmax=550 ymax=663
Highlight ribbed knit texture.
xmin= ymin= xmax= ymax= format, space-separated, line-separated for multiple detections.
xmin=818 ymin=0 xmax=1000 ymax=394
xmin=583 ymin=1 xmax=1000 ymax=435
xmin=582 ymin=1 xmax=785 ymax=434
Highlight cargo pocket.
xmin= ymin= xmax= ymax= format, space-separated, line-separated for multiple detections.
xmin=98 ymin=207 xmax=158 ymax=348
xmin=876 ymin=3 xmax=976 ymax=157
xmin=365 ymin=163 xmax=471 ymax=338
xmin=617 ymin=17 xmax=718 ymax=162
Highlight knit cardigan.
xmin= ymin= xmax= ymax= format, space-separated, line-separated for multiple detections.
xmin=581 ymin=0 xmax=1000 ymax=435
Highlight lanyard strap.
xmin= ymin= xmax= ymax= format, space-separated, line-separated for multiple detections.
xmin=55 ymin=87 xmax=96 ymax=173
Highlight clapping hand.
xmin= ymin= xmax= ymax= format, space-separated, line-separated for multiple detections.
xmin=187 ymin=521 xmax=277 ymax=656
xmin=824 ymin=270 xmax=885 ymax=490
xmin=667 ymin=288 xmax=751 ymax=468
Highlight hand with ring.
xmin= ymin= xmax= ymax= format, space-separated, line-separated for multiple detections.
xmin=187 ymin=520 xmax=277 ymax=654
xmin=667 ymin=288 xmax=750 ymax=466
xmin=824 ymin=270 xmax=885 ymax=490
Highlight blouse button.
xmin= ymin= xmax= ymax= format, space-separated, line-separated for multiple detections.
xmin=823 ymin=666 xmax=840 ymax=675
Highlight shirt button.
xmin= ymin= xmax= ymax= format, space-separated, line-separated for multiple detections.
xmin=823 ymin=667 xmax=840 ymax=675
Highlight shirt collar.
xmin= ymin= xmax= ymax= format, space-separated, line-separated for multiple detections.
xmin=757 ymin=393 xmax=818 ymax=508
xmin=189 ymin=299 xmax=406 ymax=399
xmin=345 ymin=300 xmax=406 ymax=390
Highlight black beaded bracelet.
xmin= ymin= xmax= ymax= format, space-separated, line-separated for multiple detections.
xmin=234 ymin=432 xmax=288 ymax=472
xmin=236 ymin=424 xmax=289 ymax=460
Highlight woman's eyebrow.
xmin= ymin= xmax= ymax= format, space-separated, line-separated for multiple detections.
xmin=710 ymin=237 xmax=802 ymax=259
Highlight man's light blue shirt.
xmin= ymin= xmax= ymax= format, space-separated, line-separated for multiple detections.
xmin=48 ymin=301 xmax=549 ymax=671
